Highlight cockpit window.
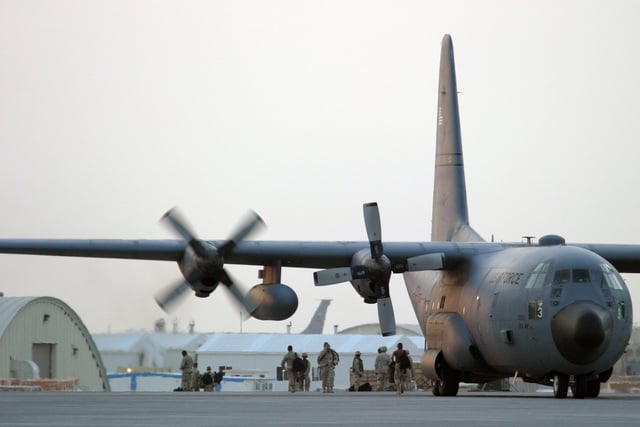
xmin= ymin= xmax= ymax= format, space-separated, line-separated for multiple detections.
xmin=573 ymin=269 xmax=590 ymax=283
xmin=550 ymin=268 xmax=590 ymax=286
xmin=601 ymin=263 xmax=624 ymax=290
xmin=553 ymin=269 xmax=571 ymax=285
xmin=525 ymin=262 xmax=552 ymax=288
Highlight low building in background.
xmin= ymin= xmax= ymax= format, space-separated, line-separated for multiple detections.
xmin=0 ymin=296 xmax=109 ymax=391
xmin=93 ymin=331 xmax=422 ymax=392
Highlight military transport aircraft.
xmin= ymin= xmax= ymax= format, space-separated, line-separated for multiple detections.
xmin=0 ymin=34 xmax=637 ymax=399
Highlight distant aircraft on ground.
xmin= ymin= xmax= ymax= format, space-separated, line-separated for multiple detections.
xmin=0 ymin=34 xmax=636 ymax=399
xmin=300 ymin=299 xmax=332 ymax=334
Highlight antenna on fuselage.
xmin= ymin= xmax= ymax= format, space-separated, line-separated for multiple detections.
xmin=522 ymin=236 xmax=536 ymax=245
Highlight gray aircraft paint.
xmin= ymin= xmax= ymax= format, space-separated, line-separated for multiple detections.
xmin=404 ymin=35 xmax=632 ymax=393
xmin=431 ymin=34 xmax=479 ymax=243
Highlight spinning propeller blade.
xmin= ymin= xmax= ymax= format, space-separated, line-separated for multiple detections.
xmin=155 ymin=208 xmax=265 ymax=315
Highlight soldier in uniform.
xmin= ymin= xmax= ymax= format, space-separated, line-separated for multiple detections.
xmin=281 ymin=345 xmax=298 ymax=393
xmin=317 ymin=342 xmax=337 ymax=393
xmin=202 ymin=366 xmax=214 ymax=392
xmin=300 ymin=353 xmax=311 ymax=392
xmin=351 ymin=351 xmax=363 ymax=391
xmin=179 ymin=350 xmax=193 ymax=391
xmin=375 ymin=346 xmax=391 ymax=391
xmin=191 ymin=362 xmax=201 ymax=391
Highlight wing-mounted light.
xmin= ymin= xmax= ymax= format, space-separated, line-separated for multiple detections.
xmin=154 ymin=207 xmax=265 ymax=315
xmin=313 ymin=202 xmax=446 ymax=337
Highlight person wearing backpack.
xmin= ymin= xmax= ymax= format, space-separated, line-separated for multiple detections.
xmin=402 ymin=350 xmax=415 ymax=392
xmin=201 ymin=366 xmax=214 ymax=392
xmin=317 ymin=342 xmax=338 ymax=393
xmin=281 ymin=345 xmax=299 ymax=393
xmin=391 ymin=342 xmax=410 ymax=395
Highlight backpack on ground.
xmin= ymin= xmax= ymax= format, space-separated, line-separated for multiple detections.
xmin=358 ymin=382 xmax=372 ymax=392
xmin=201 ymin=372 xmax=213 ymax=386
xmin=292 ymin=353 xmax=305 ymax=372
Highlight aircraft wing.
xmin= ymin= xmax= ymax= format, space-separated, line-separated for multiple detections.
xmin=0 ymin=238 xmax=503 ymax=269
xmin=3 ymin=239 xmax=640 ymax=273
xmin=0 ymin=239 xmax=186 ymax=261
xmin=574 ymin=244 xmax=640 ymax=274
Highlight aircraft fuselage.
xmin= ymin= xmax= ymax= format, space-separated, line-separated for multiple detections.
xmin=405 ymin=243 xmax=632 ymax=385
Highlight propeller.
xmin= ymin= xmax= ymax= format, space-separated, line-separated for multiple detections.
xmin=154 ymin=280 xmax=191 ymax=312
xmin=362 ymin=202 xmax=395 ymax=336
xmin=154 ymin=208 xmax=265 ymax=315
xmin=313 ymin=202 xmax=445 ymax=336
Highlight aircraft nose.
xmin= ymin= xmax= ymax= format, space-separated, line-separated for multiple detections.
xmin=550 ymin=301 xmax=613 ymax=365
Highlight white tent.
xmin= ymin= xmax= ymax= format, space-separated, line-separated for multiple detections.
xmin=93 ymin=331 xmax=423 ymax=391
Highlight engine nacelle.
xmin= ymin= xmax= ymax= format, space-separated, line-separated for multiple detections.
xmin=177 ymin=243 xmax=224 ymax=295
xmin=247 ymin=283 xmax=298 ymax=321
xmin=349 ymin=248 xmax=391 ymax=303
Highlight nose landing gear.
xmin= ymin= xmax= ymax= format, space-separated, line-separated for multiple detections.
xmin=552 ymin=374 xmax=601 ymax=399
xmin=552 ymin=374 xmax=569 ymax=398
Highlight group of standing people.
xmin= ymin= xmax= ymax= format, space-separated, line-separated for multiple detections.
xmin=281 ymin=341 xmax=339 ymax=393
xmin=351 ymin=342 xmax=414 ymax=393
xmin=280 ymin=345 xmax=312 ymax=392
xmin=179 ymin=343 xmax=414 ymax=393
xmin=178 ymin=350 xmax=223 ymax=392
xmin=374 ymin=343 xmax=414 ymax=394
xmin=282 ymin=341 xmax=413 ymax=394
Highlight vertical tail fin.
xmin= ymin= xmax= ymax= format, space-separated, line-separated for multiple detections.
xmin=431 ymin=35 xmax=483 ymax=243
xmin=300 ymin=299 xmax=331 ymax=334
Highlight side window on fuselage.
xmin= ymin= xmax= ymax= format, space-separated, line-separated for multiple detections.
xmin=525 ymin=262 xmax=552 ymax=289
xmin=601 ymin=263 xmax=624 ymax=290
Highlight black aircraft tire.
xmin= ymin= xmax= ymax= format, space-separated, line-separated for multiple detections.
xmin=572 ymin=376 xmax=587 ymax=399
xmin=434 ymin=360 xmax=460 ymax=397
xmin=438 ymin=379 xmax=459 ymax=396
xmin=586 ymin=380 xmax=601 ymax=398
xmin=553 ymin=374 xmax=569 ymax=399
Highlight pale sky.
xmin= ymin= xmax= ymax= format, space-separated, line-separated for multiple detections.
xmin=1 ymin=1 xmax=640 ymax=334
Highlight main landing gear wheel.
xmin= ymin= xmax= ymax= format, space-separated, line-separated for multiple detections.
xmin=434 ymin=365 xmax=459 ymax=396
xmin=586 ymin=379 xmax=601 ymax=398
xmin=553 ymin=374 xmax=569 ymax=399
xmin=571 ymin=376 xmax=587 ymax=399
xmin=437 ymin=378 xmax=459 ymax=396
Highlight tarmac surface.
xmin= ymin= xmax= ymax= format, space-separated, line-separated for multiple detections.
xmin=2 ymin=390 xmax=640 ymax=427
